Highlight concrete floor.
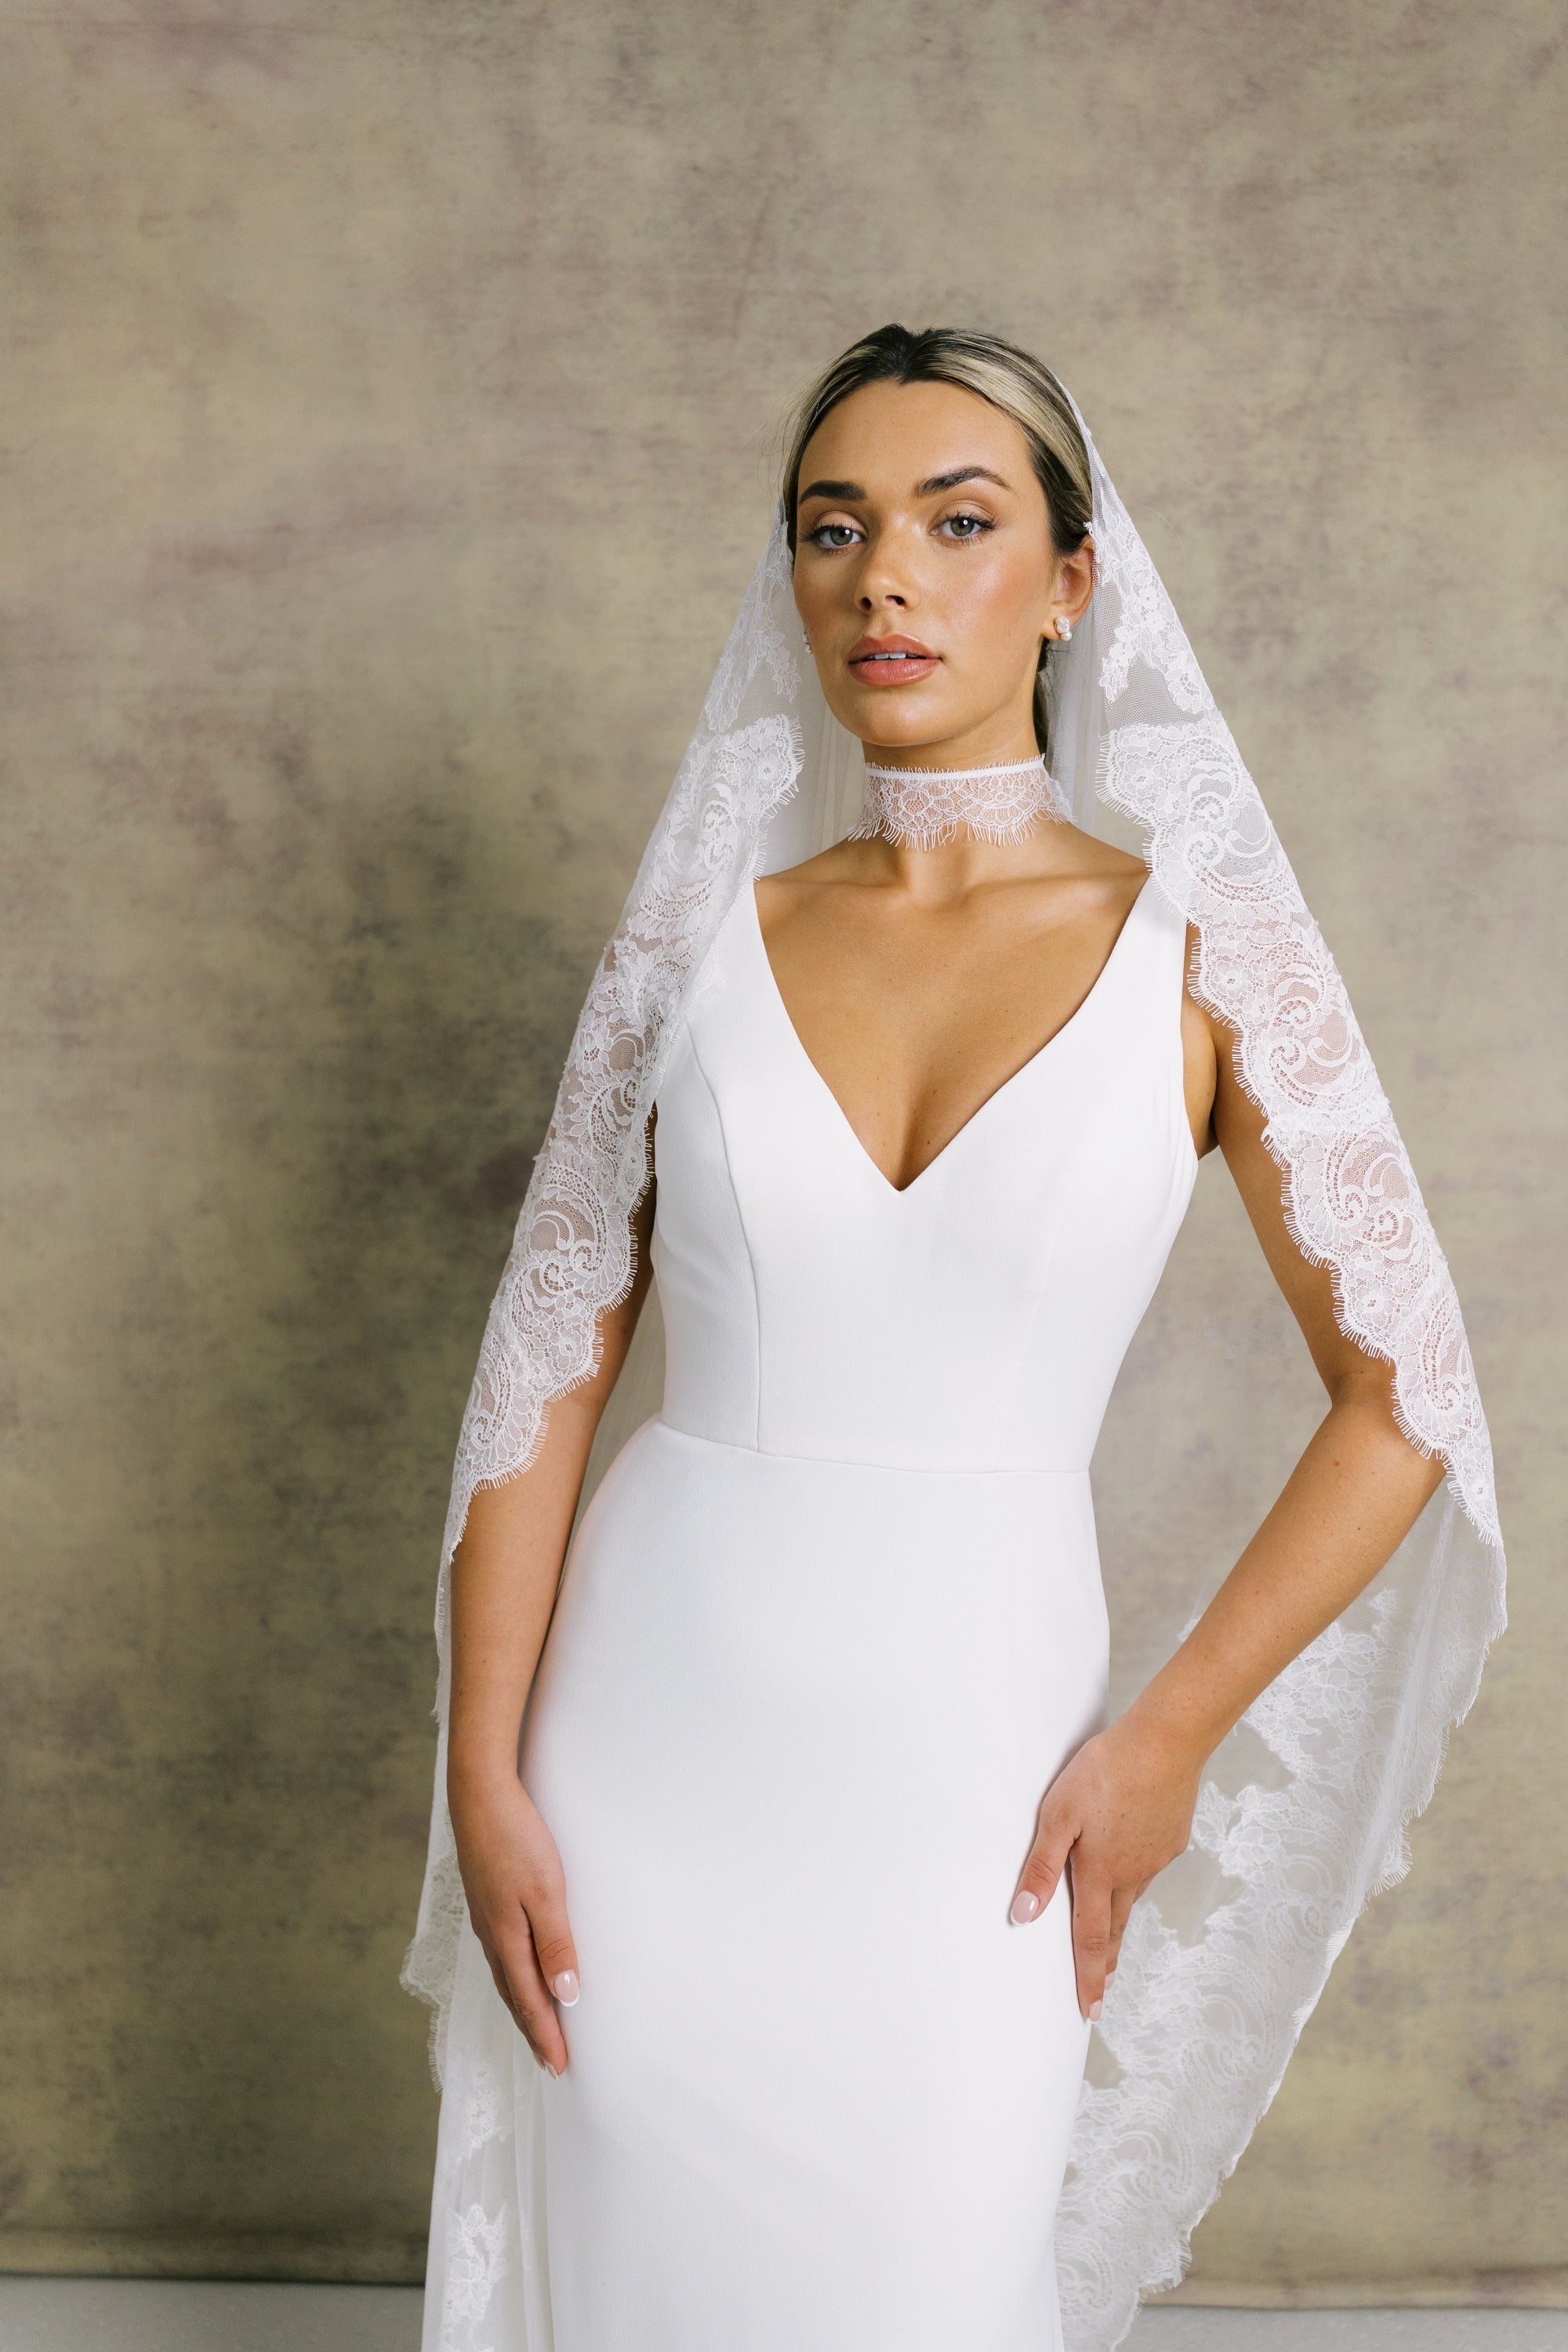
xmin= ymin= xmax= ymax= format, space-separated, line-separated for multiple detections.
xmin=1 ymin=2281 xmax=1566 ymax=2351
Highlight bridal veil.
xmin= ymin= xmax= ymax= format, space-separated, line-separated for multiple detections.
xmin=403 ymin=373 xmax=1505 ymax=2350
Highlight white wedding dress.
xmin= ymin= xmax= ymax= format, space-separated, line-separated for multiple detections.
xmin=425 ymin=870 xmax=1197 ymax=2351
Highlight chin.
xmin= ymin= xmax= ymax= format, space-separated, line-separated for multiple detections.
xmin=837 ymin=695 xmax=964 ymax=750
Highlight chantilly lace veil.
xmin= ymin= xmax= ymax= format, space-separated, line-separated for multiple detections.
xmin=403 ymin=388 xmax=1505 ymax=2350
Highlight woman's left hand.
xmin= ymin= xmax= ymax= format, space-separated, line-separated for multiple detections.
xmin=1009 ymin=1714 xmax=1205 ymax=2020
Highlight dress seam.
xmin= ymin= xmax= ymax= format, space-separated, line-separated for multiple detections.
xmin=684 ymin=1013 xmax=764 ymax=1450
xmin=652 ymin=1419 xmax=1091 ymax=1479
xmin=1146 ymin=877 xmax=1203 ymax=1178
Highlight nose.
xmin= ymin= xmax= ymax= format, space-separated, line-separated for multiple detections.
xmin=856 ymin=528 xmax=918 ymax=613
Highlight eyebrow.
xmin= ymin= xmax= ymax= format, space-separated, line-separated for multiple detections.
xmin=797 ymin=464 xmax=1014 ymax=506
xmin=916 ymin=466 xmax=1014 ymax=496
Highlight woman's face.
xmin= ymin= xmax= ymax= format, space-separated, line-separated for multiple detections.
xmin=791 ymin=379 xmax=1091 ymax=764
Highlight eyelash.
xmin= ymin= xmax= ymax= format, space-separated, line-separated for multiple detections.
xmin=938 ymin=511 xmax=994 ymax=541
xmin=804 ymin=510 xmax=996 ymax=552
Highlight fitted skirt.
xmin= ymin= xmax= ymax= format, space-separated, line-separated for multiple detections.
xmin=423 ymin=1418 xmax=1110 ymax=2352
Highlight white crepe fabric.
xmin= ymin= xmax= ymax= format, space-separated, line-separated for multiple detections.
xmin=423 ymin=873 xmax=1195 ymax=2351
xmin=405 ymin=390 xmax=1506 ymax=2351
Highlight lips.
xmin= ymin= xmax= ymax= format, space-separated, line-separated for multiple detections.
xmin=847 ymin=634 xmax=940 ymax=686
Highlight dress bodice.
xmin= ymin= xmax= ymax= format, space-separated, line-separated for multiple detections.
xmin=650 ymin=877 xmax=1198 ymax=1475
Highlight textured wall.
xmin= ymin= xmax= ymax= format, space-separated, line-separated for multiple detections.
xmin=1 ymin=0 xmax=1562 ymax=2301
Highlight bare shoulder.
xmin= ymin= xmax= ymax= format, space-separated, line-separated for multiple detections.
xmin=753 ymin=837 xmax=881 ymax=919
xmin=1073 ymin=833 xmax=1146 ymax=884
xmin=1045 ymin=827 xmax=1149 ymax=918
xmin=1080 ymin=837 xmax=1148 ymax=906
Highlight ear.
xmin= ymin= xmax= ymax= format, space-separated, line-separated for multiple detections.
xmin=1055 ymin=540 xmax=1095 ymax=629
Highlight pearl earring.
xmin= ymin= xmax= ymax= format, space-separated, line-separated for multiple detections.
xmin=1055 ymin=615 xmax=1073 ymax=643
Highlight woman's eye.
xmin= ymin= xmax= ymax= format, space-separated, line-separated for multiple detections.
xmin=808 ymin=521 xmax=862 ymax=550
xmin=939 ymin=512 xmax=993 ymax=541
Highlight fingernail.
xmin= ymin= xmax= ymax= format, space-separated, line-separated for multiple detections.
xmin=552 ymin=1970 xmax=579 ymax=2007
xmin=1011 ymin=1891 xmax=1040 ymax=1925
xmin=543 ymin=2061 xmax=560 ymax=2080
xmin=1088 ymin=1998 xmax=1103 ymax=2022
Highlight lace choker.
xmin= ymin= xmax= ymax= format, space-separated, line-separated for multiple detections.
xmin=849 ymin=753 xmax=1070 ymax=850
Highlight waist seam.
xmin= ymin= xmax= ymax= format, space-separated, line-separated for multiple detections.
xmin=651 ymin=1415 xmax=1091 ymax=1480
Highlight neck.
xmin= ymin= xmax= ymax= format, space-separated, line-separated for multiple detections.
xmin=860 ymin=724 xmax=1042 ymax=775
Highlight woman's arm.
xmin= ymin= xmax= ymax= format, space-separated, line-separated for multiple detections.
xmin=1011 ymin=996 xmax=1446 ymax=2021
xmin=447 ymin=1179 xmax=656 ymax=2075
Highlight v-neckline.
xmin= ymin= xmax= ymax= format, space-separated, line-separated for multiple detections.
xmin=745 ymin=874 xmax=1155 ymax=1200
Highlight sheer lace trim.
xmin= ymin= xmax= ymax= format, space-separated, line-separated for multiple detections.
xmin=443 ymin=2204 xmax=508 ymax=2337
xmin=849 ymin=753 xmax=1071 ymax=848
xmin=1105 ymin=711 xmax=1496 ymax=1541
xmin=1095 ymin=484 xmax=1209 ymax=716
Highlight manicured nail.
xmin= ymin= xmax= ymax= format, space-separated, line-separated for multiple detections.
xmin=543 ymin=2061 xmax=560 ymax=2079
xmin=1088 ymin=1998 xmax=1103 ymax=2022
xmin=1011 ymin=1891 xmax=1040 ymax=1924
xmin=552 ymin=1970 xmax=579 ymax=2007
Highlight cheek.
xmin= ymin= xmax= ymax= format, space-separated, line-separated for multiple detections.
xmin=938 ymin=549 xmax=1049 ymax=664
xmin=793 ymin=564 xmax=840 ymax=633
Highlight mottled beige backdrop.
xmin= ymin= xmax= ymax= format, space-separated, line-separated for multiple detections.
xmin=1 ymin=0 xmax=1562 ymax=2307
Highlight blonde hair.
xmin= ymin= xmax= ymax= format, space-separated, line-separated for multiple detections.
xmin=781 ymin=324 xmax=1093 ymax=753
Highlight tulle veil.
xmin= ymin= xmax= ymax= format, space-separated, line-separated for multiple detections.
xmin=404 ymin=388 xmax=1504 ymax=2350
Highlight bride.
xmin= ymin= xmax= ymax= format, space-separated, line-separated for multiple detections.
xmin=405 ymin=326 xmax=1504 ymax=2352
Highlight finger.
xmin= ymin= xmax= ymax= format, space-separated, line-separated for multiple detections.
xmin=1104 ymin=1880 xmax=1139 ymax=1977
xmin=524 ymin=1871 xmax=582 ymax=2013
xmin=1103 ymin=1878 xmax=1156 ymax=1998
xmin=1066 ymin=1850 xmax=1112 ymax=2020
xmin=491 ymin=1918 xmax=570 ymax=2076
xmin=479 ymin=1939 xmax=554 ymax=2068
xmin=1011 ymin=1804 xmax=1076 ymax=1926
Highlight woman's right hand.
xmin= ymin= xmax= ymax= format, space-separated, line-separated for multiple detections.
xmin=441 ymin=1197 xmax=655 ymax=2080
xmin=450 ymin=1769 xmax=580 ymax=2077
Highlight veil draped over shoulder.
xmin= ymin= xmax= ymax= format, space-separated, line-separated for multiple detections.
xmin=403 ymin=394 xmax=1504 ymax=2349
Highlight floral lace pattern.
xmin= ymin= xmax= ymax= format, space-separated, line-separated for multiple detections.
xmin=454 ymin=2056 xmax=506 ymax=2162
xmin=1094 ymin=479 xmax=1208 ymax=715
xmin=849 ymin=754 xmax=1072 ymax=848
xmin=443 ymin=2203 xmax=509 ymax=2337
xmin=408 ymin=422 xmax=1504 ymax=2352
xmin=422 ymin=1929 xmax=543 ymax=2352
xmin=1105 ymin=712 xmax=1497 ymax=1537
